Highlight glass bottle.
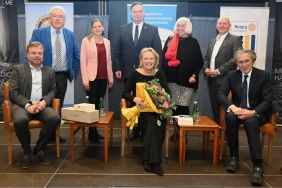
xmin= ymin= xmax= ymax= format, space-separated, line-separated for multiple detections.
xmin=99 ymin=97 xmax=106 ymax=118
xmin=193 ymin=101 xmax=199 ymax=122
xmin=85 ymin=96 xmax=89 ymax=103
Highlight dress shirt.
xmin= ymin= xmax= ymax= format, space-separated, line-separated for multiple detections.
xmin=50 ymin=26 xmax=68 ymax=71
xmin=210 ymin=32 xmax=228 ymax=75
xmin=132 ymin=21 xmax=143 ymax=41
xmin=25 ymin=64 xmax=43 ymax=109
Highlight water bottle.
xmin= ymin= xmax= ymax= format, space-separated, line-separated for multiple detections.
xmin=193 ymin=101 xmax=199 ymax=122
xmin=85 ymin=96 xmax=89 ymax=103
xmin=99 ymin=97 xmax=106 ymax=118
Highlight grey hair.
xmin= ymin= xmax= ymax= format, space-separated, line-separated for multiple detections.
xmin=234 ymin=49 xmax=257 ymax=63
xmin=50 ymin=6 xmax=66 ymax=18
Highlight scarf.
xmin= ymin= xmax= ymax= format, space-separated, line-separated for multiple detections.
xmin=164 ymin=33 xmax=180 ymax=67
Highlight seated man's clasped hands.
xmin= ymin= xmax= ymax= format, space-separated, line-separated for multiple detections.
xmin=9 ymin=41 xmax=61 ymax=169
xmin=217 ymin=49 xmax=272 ymax=186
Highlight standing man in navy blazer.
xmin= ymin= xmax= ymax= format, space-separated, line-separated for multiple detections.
xmin=217 ymin=49 xmax=272 ymax=186
xmin=203 ymin=17 xmax=242 ymax=125
xmin=24 ymin=6 xmax=80 ymax=142
xmin=114 ymin=2 xmax=162 ymax=141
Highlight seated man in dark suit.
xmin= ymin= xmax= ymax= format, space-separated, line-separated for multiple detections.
xmin=9 ymin=41 xmax=61 ymax=169
xmin=217 ymin=49 xmax=272 ymax=186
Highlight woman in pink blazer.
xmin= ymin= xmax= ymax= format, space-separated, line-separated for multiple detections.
xmin=80 ymin=19 xmax=113 ymax=143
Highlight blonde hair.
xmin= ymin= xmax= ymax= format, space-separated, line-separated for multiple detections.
xmin=139 ymin=47 xmax=159 ymax=69
xmin=87 ymin=19 xmax=104 ymax=41
xmin=173 ymin=17 xmax=192 ymax=35
xmin=26 ymin=41 xmax=44 ymax=53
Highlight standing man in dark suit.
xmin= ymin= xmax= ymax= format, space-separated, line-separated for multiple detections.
xmin=203 ymin=16 xmax=242 ymax=125
xmin=10 ymin=41 xmax=61 ymax=168
xmin=24 ymin=6 xmax=80 ymax=142
xmin=217 ymin=49 xmax=272 ymax=186
xmin=114 ymin=2 xmax=162 ymax=141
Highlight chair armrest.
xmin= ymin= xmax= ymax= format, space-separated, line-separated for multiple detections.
xmin=52 ymin=98 xmax=60 ymax=116
xmin=268 ymin=112 xmax=277 ymax=125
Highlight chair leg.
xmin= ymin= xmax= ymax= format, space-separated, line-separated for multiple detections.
xmin=261 ymin=133 xmax=265 ymax=154
xmin=267 ymin=134 xmax=273 ymax=165
xmin=126 ymin=128 xmax=130 ymax=146
xmin=219 ymin=130 xmax=225 ymax=160
xmin=55 ymin=127 xmax=60 ymax=157
xmin=121 ymin=127 xmax=125 ymax=156
xmin=7 ymin=132 xmax=12 ymax=165
xmin=165 ymin=121 xmax=169 ymax=158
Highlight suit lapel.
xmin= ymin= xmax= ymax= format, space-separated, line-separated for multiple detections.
xmin=24 ymin=64 xmax=32 ymax=92
xmin=209 ymin=39 xmax=216 ymax=55
xmin=217 ymin=33 xmax=230 ymax=55
xmin=126 ymin=23 xmax=135 ymax=49
xmin=41 ymin=65 xmax=47 ymax=95
xmin=45 ymin=27 xmax=52 ymax=55
xmin=138 ymin=23 xmax=148 ymax=47
xmin=248 ymin=68 xmax=257 ymax=93
xmin=89 ymin=38 xmax=98 ymax=56
xmin=236 ymin=70 xmax=243 ymax=101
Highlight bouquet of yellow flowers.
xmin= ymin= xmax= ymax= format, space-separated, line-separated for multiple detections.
xmin=121 ymin=72 xmax=177 ymax=129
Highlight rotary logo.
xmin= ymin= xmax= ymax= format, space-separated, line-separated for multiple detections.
xmin=35 ymin=14 xmax=51 ymax=29
xmin=248 ymin=23 xmax=256 ymax=32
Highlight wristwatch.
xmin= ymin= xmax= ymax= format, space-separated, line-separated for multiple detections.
xmin=254 ymin=111 xmax=260 ymax=118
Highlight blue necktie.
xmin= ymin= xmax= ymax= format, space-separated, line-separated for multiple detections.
xmin=240 ymin=75 xmax=248 ymax=109
xmin=134 ymin=25 xmax=139 ymax=46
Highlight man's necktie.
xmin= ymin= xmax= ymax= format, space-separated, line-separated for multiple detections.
xmin=240 ymin=75 xmax=248 ymax=109
xmin=134 ymin=25 xmax=139 ymax=46
xmin=55 ymin=30 xmax=61 ymax=70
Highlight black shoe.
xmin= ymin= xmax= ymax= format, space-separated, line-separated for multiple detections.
xmin=128 ymin=131 xmax=140 ymax=141
xmin=34 ymin=150 xmax=51 ymax=164
xmin=152 ymin=163 xmax=164 ymax=176
xmin=251 ymin=167 xmax=264 ymax=186
xmin=170 ymin=134 xmax=174 ymax=142
xmin=88 ymin=135 xmax=100 ymax=143
xmin=97 ymin=133 xmax=104 ymax=140
xmin=50 ymin=135 xmax=66 ymax=142
xmin=226 ymin=156 xmax=240 ymax=172
xmin=143 ymin=160 xmax=152 ymax=172
xmin=20 ymin=155 xmax=31 ymax=169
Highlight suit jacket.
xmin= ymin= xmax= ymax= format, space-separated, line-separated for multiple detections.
xmin=80 ymin=37 xmax=113 ymax=84
xmin=217 ymin=67 xmax=272 ymax=117
xmin=24 ymin=26 xmax=80 ymax=81
xmin=114 ymin=22 xmax=162 ymax=78
xmin=9 ymin=63 xmax=56 ymax=110
xmin=203 ymin=33 xmax=243 ymax=85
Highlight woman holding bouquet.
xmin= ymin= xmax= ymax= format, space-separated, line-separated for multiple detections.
xmin=122 ymin=48 xmax=171 ymax=176
xmin=162 ymin=17 xmax=204 ymax=141
xmin=80 ymin=19 xmax=113 ymax=143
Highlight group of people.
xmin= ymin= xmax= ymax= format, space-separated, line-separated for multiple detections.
xmin=8 ymin=2 xmax=273 ymax=186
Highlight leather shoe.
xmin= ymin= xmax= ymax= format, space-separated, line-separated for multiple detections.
xmin=50 ymin=135 xmax=66 ymax=142
xmin=226 ymin=156 xmax=240 ymax=172
xmin=152 ymin=163 xmax=164 ymax=176
xmin=20 ymin=155 xmax=31 ymax=169
xmin=97 ymin=133 xmax=104 ymax=140
xmin=34 ymin=150 xmax=51 ymax=164
xmin=128 ymin=131 xmax=140 ymax=141
xmin=88 ymin=136 xmax=100 ymax=144
xmin=251 ymin=167 xmax=264 ymax=186
xmin=143 ymin=160 xmax=152 ymax=172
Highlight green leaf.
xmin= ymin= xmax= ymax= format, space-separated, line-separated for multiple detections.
xmin=157 ymin=119 xmax=161 ymax=126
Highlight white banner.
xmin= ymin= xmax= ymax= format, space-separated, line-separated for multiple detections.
xmin=220 ymin=7 xmax=269 ymax=70
xmin=25 ymin=3 xmax=74 ymax=107
xmin=127 ymin=4 xmax=177 ymax=48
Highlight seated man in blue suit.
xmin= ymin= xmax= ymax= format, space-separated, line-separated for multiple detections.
xmin=24 ymin=6 xmax=80 ymax=142
xmin=217 ymin=49 xmax=272 ymax=186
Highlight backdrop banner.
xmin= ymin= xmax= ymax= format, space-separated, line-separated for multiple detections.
xmin=25 ymin=3 xmax=74 ymax=107
xmin=271 ymin=1 xmax=282 ymax=124
xmin=220 ymin=7 xmax=269 ymax=70
xmin=127 ymin=4 xmax=177 ymax=48
xmin=0 ymin=0 xmax=19 ymax=121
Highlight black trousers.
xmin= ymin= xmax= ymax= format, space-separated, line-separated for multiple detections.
xmin=87 ymin=79 xmax=107 ymax=109
xmin=55 ymin=71 xmax=69 ymax=108
xmin=226 ymin=111 xmax=268 ymax=160
xmin=138 ymin=112 xmax=166 ymax=163
xmin=208 ymin=77 xmax=221 ymax=125
xmin=13 ymin=105 xmax=61 ymax=155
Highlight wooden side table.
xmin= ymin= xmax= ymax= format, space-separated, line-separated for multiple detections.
xmin=69 ymin=111 xmax=114 ymax=163
xmin=174 ymin=116 xmax=220 ymax=165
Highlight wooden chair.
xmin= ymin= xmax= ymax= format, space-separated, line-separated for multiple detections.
xmin=120 ymin=99 xmax=170 ymax=157
xmin=219 ymin=92 xmax=277 ymax=165
xmin=2 ymin=82 xmax=60 ymax=165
